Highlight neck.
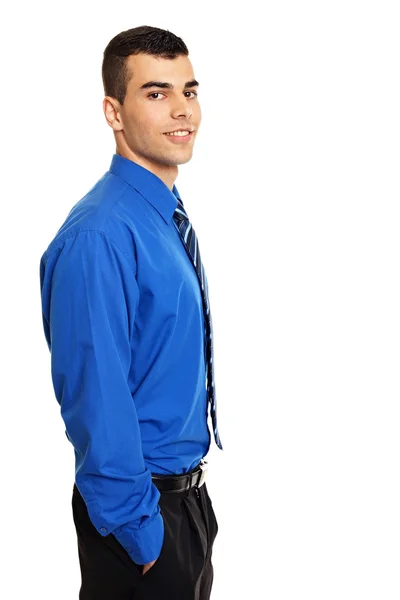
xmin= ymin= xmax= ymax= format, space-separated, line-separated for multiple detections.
xmin=115 ymin=146 xmax=178 ymax=191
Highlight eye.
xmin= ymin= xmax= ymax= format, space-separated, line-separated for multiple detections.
xmin=147 ymin=90 xmax=198 ymax=100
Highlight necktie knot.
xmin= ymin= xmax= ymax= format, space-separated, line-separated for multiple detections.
xmin=173 ymin=198 xmax=188 ymax=222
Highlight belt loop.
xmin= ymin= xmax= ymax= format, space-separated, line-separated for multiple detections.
xmin=186 ymin=470 xmax=193 ymax=497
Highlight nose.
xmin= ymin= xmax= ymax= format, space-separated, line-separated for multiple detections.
xmin=171 ymin=96 xmax=192 ymax=120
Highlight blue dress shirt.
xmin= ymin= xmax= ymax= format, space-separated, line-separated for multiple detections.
xmin=39 ymin=153 xmax=212 ymax=565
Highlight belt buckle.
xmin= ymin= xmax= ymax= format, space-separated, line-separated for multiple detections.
xmin=197 ymin=460 xmax=208 ymax=487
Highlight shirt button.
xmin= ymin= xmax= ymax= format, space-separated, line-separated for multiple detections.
xmin=100 ymin=527 xmax=107 ymax=533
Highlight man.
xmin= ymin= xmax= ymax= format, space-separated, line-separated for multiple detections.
xmin=39 ymin=25 xmax=223 ymax=600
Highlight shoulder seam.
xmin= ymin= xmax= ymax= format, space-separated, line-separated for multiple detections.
xmin=41 ymin=229 xmax=137 ymax=276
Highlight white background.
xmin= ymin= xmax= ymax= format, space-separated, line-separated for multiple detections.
xmin=1 ymin=1 xmax=399 ymax=598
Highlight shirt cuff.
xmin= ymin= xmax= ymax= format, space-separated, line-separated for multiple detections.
xmin=112 ymin=508 xmax=165 ymax=565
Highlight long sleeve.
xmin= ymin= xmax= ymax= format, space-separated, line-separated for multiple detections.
xmin=39 ymin=229 xmax=164 ymax=565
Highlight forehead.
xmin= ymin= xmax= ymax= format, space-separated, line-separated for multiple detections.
xmin=126 ymin=53 xmax=195 ymax=89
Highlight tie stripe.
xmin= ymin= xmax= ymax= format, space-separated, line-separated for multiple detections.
xmin=173 ymin=198 xmax=223 ymax=450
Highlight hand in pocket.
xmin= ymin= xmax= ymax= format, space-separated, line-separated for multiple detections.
xmin=142 ymin=558 xmax=158 ymax=576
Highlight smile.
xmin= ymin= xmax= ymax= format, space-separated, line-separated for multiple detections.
xmin=164 ymin=130 xmax=192 ymax=137
xmin=163 ymin=130 xmax=194 ymax=143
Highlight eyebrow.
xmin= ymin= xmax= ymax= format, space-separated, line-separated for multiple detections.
xmin=140 ymin=79 xmax=199 ymax=90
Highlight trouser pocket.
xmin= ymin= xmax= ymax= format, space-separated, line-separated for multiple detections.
xmin=72 ymin=483 xmax=141 ymax=579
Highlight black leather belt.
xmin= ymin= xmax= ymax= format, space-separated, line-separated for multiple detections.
xmin=151 ymin=459 xmax=208 ymax=493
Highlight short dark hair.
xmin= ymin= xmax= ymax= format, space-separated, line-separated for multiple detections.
xmin=102 ymin=25 xmax=189 ymax=105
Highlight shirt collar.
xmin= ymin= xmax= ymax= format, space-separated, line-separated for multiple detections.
xmin=108 ymin=153 xmax=181 ymax=224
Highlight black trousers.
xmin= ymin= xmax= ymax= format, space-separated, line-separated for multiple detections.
xmin=71 ymin=466 xmax=219 ymax=599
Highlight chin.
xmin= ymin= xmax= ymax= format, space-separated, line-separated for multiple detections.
xmin=174 ymin=155 xmax=193 ymax=166
xmin=169 ymin=151 xmax=194 ymax=166
xmin=143 ymin=146 xmax=194 ymax=167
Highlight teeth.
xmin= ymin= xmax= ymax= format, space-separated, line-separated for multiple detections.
xmin=166 ymin=130 xmax=191 ymax=136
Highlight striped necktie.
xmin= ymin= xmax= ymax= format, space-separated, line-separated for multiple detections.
xmin=172 ymin=197 xmax=223 ymax=450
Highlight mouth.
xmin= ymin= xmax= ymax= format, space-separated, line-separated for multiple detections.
xmin=163 ymin=129 xmax=195 ymax=143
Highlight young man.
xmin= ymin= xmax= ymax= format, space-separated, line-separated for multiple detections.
xmin=39 ymin=25 xmax=223 ymax=600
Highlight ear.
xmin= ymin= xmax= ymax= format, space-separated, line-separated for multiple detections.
xmin=103 ymin=97 xmax=124 ymax=132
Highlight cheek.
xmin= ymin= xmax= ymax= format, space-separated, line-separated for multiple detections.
xmin=125 ymin=102 xmax=163 ymax=136
xmin=144 ymin=103 xmax=168 ymax=128
xmin=194 ymin=103 xmax=202 ymax=125
xmin=129 ymin=117 xmax=160 ymax=143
